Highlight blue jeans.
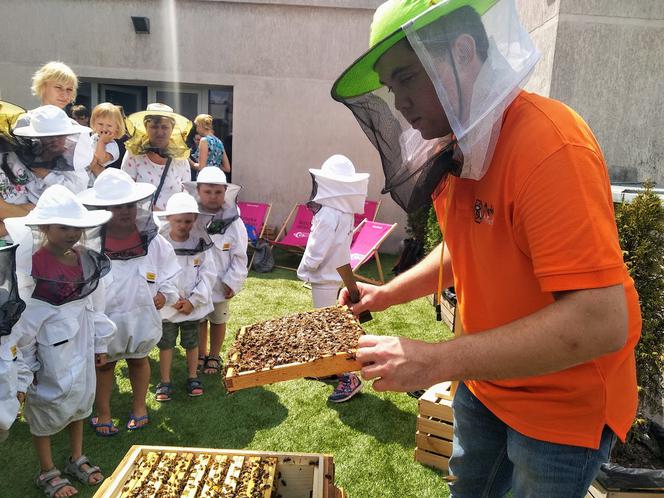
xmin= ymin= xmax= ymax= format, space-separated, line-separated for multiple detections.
xmin=448 ymin=382 xmax=615 ymax=498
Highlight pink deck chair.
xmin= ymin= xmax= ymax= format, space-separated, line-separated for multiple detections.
xmin=353 ymin=199 xmax=381 ymax=228
xmin=271 ymin=204 xmax=314 ymax=270
xmin=238 ymin=201 xmax=272 ymax=268
xmin=350 ymin=220 xmax=397 ymax=284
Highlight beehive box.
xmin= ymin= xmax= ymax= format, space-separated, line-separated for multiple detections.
xmin=94 ymin=445 xmax=346 ymax=498
xmin=225 ymin=306 xmax=363 ymax=393
xmin=586 ymin=480 xmax=664 ymax=497
xmin=415 ymin=381 xmax=454 ymax=472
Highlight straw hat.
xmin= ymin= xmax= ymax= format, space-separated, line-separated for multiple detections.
xmin=17 ymin=185 xmax=111 ymax=227
xmin=309 ymin=155 xmax=369 ymax=183
xmin=12 ymin=105 xmax=90 ymax=137
xmin=78 ymin=168 xmax=156 ymax=207
xmin=155 ymin=192 xmax=200 ymax=217
xmin=126 ymin=103 xmax=190 ymax=134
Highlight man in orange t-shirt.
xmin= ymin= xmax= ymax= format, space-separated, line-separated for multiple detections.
xmin=333 ymin=0 xmax=640 ymax=496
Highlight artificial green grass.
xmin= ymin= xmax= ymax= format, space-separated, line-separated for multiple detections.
xmin=1 ymin=254 xmax=453 ymax=497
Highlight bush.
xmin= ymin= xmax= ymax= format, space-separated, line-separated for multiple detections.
xmin=615 ymin=183 xmax=664 ymax=426
xmin=425 ymin=204 xmax=443 ymax=254
xmin=405 ymin=201 xmax=431 ymax=243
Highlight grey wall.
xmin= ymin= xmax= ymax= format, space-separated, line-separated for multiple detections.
xmin=552 ymin=0 xmax=664 ymax=183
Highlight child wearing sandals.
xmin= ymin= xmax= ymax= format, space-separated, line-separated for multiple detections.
xmin=154 ymin=192 xmax=216 ymax=400
xmin=184 ymin=167 xmax=247 ymax=375
xmin=6 ymin=185 xmax=115 ymax=497
xmin=78 ymin=168 xmax=180 ymax=435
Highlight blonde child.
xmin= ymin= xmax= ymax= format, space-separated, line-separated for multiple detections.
xmin=297 ymin=155 xmax=368 ymax=403
xmin=78 ymin=168 xmax=180 ymax=434
xmin=155 ymin=192 xmax=216 ymax=400
xmin=6 ymin=185 xmax=115 ymax=497
xmin=184 ymin=167 xmax=247 ymax=375
xmin=87 ymin=103 xmax=125 ymax=184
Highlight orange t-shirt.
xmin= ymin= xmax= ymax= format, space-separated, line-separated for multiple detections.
xmin=433 ymin=91 xmax=641 ymax=449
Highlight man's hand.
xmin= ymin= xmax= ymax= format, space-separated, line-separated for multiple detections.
xmin=338 ymin=282 xmax=391 ymax=315
xmin=95 ymin=353 xmax=108 ymax=367
xmin=153 ymin=292 xmax=166 ymax=310
xmin=356 ymin=335 xmax=437 ymax=392
xmin=223 ymin=284 xmax=235 ymax=300
xmin=174 ymin=299 xmax=194 ymax=315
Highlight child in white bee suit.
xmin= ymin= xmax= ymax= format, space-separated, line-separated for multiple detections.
xmin=154 ymin=192 xmax=216 ymax=400
xmin=297 ymin=155 xmax=369 ymax=403
xmin=78 ymin=168 xmax=180 ymax=435
xmin=5 ymin=185 xmax=115 ymax=497
xmin=0 ymin=241 xmax=28 ymax=443
xmin=11 ymin=105 xmax=92 ymax=201
xmin=184 ymin=166 xmax=248 ymax=375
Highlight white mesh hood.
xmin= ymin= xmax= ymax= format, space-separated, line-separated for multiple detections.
xmin=311 ymin=175 xmax=369 ymax=214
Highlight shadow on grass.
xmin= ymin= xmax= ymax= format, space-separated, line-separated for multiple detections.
xmin=329 ymin=391 xmax=416 ymax=448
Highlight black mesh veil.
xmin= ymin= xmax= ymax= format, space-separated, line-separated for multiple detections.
xmin=0 ymin=243 xmax=26 ymax=336
xmin=341 ymin=91 xmax=461 ymax=213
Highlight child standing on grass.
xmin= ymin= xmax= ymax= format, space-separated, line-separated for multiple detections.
xmin=6 ymin=185 xmax=115 ymax=497
xmin=78 ymin=168 xmax=180 ymax=435
xmin=0 ymin=241 xmax=27 ymax=443
xmin=297 ymin=155 xmax=368 ymax=403
xmin=155 ymin=192 xmax=216 ymax=400
xmin=86 ymin=103 xmax=125 ymax=185
xmin=185 ymin=167 xmax=247 ymax=375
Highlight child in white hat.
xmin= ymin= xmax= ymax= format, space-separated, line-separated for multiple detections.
xmin=297 ymin=154 xmax=369 ymax=403
xmin=0 ymin=241 xmax=28 ymax=443
xmin=184 ymin=166 xmax=248 ymax=375
xmin=12 ymin=105 xmax=91 ymax=202
xmin=78 ymin=168 xmax=180 ymax=434
xmin=5 ymin=185 xmax=115 ymax=496
xmin=154 ymin=192 xmax=217 ymax=400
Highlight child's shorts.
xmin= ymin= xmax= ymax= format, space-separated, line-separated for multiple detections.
xmin=205 ymin=301 xmax=230 ymax=325
xmin=159 ymin=321 xmax=199 ymax=350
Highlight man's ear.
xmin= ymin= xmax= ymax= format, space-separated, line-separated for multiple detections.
xmin=451 ymin=34 xmax=477 ymax=67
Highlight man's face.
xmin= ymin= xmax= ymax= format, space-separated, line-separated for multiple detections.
xmin=41 ymin=80 xmax=75 ymax=109
xmin=197 ymin=184 xmax=226 ymax=212
xmin=167 ymin=213 xmax=197 ymax=241
xmin=74 ymin=115 xmax=90 ymax=127
xmin=375 ymin=39 xmax=452 ymax=140
xmin=146 ymin=118 xmax=174 ymax=149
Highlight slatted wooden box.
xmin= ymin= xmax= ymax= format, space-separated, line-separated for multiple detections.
xmin=415 ymin=381 xmax=454 ymax=472
xmin=94 ymin=445 xmax=346 ymax=498
xmin=586 ymin=480 xmax=664 ymax=497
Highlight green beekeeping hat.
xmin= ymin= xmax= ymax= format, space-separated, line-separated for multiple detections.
xmin=331 ymin=0 xmax=496 ymax=100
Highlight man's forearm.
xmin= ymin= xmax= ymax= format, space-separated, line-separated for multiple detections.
xmin=428 ymin=285 xmax=628 ymax=383
xmin=382 ymin=242 xmax=453 ymax=307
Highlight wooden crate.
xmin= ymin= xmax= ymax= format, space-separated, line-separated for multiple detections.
xmin=224 ymin=326 xmax=362 ymax=393
xmin=586 ymin=480 xmax=664 ymax=497
xmin=95 ymin=445 xmax=345 ymax=498
xmin=415 ymin=381 xmax=454 ymax=473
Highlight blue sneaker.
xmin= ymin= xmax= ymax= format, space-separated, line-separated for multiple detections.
xmin=328 ymin=373 xmax=362 ymax=403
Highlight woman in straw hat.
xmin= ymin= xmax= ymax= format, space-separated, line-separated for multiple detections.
xmin=6 ymin=185 xmax=114 ymax=497
xmin=78 ymin=168 xmax=180 ymax=435
xmin=121 ymin=103 xmax=192 ymax=211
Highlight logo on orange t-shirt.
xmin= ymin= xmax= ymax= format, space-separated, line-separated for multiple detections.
xmin=473 ymin=199 xmax=494 ymax=225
